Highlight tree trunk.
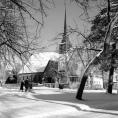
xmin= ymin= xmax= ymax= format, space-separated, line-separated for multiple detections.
xmin=107 ymin=66 xmax=114 ymax=93
xmin=107 ymin=43 xmax=116 ymax=93
xmin=106 ymin=0 xmax=113 ymax=94
xmin=76 ymin=75 xmax=88 ymax=100
xmin=107 ymin=0 xmax=110 ymax=23
xmin=76 ymin=50 xmax=103 ymax=100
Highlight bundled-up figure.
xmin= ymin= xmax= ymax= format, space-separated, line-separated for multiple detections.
xmin=20 ymin=79 xmax=24 ymax=92
xmin=29 ymin=79 xmax=32 ymax=92
xmin=24 ymin=78 xmax=29 ymax=92
xmin=58 ymin=78 xmax=63 ymax=90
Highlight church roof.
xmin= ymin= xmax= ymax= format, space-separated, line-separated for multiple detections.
xmin=18 ymin=52 xmax=60 ymax=74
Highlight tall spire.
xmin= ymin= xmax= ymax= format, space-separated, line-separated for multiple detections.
xmin=64 ymin=5 xmax=67 ymax=39
xmin=59 ymin=2 xmax=72 ymax=54
xmin=62 ymin=3 xmax=67 ymax=43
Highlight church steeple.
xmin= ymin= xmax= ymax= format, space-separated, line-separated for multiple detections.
xmin=59 ymin=4 xmax=72 ymax=54
xmin=63 ymin=7 xmax=67 ymax=42
xmin=59 ymin=6 xmax=67 ymax=54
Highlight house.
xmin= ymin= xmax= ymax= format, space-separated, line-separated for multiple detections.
xmin=18 ymin=72 xmax=43 ymax=84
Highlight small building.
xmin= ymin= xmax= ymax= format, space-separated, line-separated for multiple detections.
xmin=18 ymin=52 xmax=60 ymax=84
xmin=5 ymin=70 xmax=17 ymax=84
xmin=18 ymin=72 xmax=43 ymax=84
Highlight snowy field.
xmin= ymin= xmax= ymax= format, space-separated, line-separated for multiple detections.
xmin=0 ymin=86 xmax=118 ymax=118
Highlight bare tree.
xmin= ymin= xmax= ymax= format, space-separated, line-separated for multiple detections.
xmin=0 ymin=0 xmax=54 ymax=66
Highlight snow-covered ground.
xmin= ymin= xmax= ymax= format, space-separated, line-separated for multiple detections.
xmin=0 ymin=86 xmax=118 ymax=118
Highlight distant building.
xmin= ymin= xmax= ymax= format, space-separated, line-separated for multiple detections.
xmin=18 ymin=72 xmax=43 ymax=84
xmin=43 ymin=60 xmax=58 ymax=83
xmin=92 ymin=75 xmax=103 ymax=89
xmin=18 ymin=52 xmax=60 ymax=84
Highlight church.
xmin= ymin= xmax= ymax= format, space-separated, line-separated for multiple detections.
xmin=17 ymin=7 xmax=85 ymax=88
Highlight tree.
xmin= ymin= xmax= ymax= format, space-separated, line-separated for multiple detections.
xmin=84 ymin=0 xmax=118 ymax=94
xmin=0 ymin=0 xmax=54 ymax=67
xmin=73 ymin=0 xmax=118 ymax=99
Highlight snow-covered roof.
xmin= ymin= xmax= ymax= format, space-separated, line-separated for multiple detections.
xmin=19 ymin=52 xmax=60 ymax=74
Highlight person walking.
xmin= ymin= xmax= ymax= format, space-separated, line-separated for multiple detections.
xmin=24 ymin=78 xmax=29 ymax=92
xmin=29 ymin=79 xmax=32 ymax=92
xmin=55 ymin=77 xmax=59 ymax=88
xmin=58 ymin=78 xmax=63 ymax=91
xmin=20 ymin=79 xmax=24 ymax=92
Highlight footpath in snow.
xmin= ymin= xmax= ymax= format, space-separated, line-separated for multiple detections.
xmin=0 ymin=86 xmax=118 ymax=118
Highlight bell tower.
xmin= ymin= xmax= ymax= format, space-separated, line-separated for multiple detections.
xmin=59 ymin=6 xmax=71 ymax=54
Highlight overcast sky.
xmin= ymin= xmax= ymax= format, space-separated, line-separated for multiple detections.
xmin=27 ymin=0 xmax=99 ymax=52
xmin=40 ymin=0 xmax=84 ymax=52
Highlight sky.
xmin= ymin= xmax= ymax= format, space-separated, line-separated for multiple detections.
xmin=26 ymin=0 xmax=99 ymax=52
xmin=40 ymin=0 xmax=84 ymax=52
